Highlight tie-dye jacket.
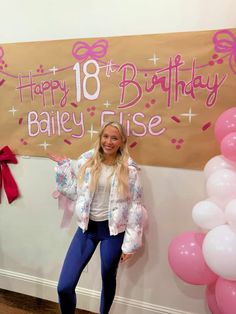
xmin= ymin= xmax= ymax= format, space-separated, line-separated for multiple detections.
xmin=55 ymin=149 xmax=146 ymax=254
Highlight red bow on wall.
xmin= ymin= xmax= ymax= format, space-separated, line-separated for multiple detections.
xmin=0 ymin=146 xmax=20 ymax=204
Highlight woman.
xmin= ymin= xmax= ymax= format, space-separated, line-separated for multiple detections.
xmin=49 ymin=121 xmax=146 ymax=314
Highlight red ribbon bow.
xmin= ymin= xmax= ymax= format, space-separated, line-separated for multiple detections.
xmin=0 ymin=146 xmax=20 ymax=204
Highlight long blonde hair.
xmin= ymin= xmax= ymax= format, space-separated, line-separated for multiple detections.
xmin=78 ymin=121 xmax=130 ymax=198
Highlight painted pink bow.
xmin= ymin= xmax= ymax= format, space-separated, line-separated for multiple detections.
xmin=72 ymin=39 xmax=108 ymax=61
xmin=213 ymin=29 xmax=236 ymax=74
xmin=52 ymin=190 xmax=75 ymax=228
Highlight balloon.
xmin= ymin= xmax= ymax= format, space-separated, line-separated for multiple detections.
xmin=208 ymin=197 xmax=227 ymax=210
xmin=206 ymin=282 xmax=222 ymax=314
xmin=225 ymin=199 xmax=236 ymax=229
xmin=168 ymin=231 xmax=217 ymax=285
xmin=221 ymin=132 xmax=236 ymax=162
xmin=192 ymin=200 xmax=225 ymax=230
xmin=206 ymin=169 xmax=236 ymax=206
xmin=214 ymin=107 xmax=236 ymax=143
xmin=203 ymin=225 xmax=236 ymax=280
xmin=215 ymin=278 xmax=236 ymax=314
xmin=204 ymin=155 xmax=236 ymax=179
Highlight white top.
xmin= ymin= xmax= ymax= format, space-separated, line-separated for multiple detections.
xmin=90 ymin=164 xmax=114 ymax=221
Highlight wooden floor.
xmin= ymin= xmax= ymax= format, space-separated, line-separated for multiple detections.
xmin=0 ymin=289 xmax=96 ymax=314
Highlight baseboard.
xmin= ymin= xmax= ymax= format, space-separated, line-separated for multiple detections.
xmin=0 ymin=268 xmax=192 ymax=314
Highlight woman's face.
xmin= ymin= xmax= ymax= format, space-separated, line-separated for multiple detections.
xmin=100 ymin=125 xmax=123 ymax=159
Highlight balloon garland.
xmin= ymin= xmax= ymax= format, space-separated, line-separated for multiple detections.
xmin=168 ymin=107 xmax=236 ymax=314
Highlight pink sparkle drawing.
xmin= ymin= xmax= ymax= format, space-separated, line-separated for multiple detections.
xmin=202 ymin=122 xmax=211 ymax=131
xmin=171 ymin=138 xmax=177 ymax=144
xmin=90 ymin=112 xmax=95 ymax=117
xmin=129 ymin=141 xmax=137 ymax=148
xmin=145 ymin=103 xmax=150 ymax=108
xmin=171 ymin=116 xmax=181 ymax=123
xmin=18 ymin=118 xmax=23 ymax=125
xmin=64 ymin=139 xmax=71 ymax=145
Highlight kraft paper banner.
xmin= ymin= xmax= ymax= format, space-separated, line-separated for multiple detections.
xmin=0 ymin=28 xmax=236 ymax=169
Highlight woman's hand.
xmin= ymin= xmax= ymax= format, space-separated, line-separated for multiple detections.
xmin=48 ymin=153 xmax=67 ymax=163
xmin=120 ymin=253 xmax=133 ymax=264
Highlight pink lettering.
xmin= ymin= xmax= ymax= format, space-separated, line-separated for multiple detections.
xmin=118 ymin=63 xmax=142 ymax=109
xmin=16 ymin=72 xmax=69 ymax=107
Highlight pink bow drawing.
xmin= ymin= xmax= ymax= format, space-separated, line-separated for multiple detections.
xmin=213 ymin=29 xmax=236 ymax=74
xmin=72 ymin=39 xmax=108 ymax=62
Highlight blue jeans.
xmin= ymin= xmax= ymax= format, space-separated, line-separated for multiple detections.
xmin=57 ymin=220 xmax=125 ymax=314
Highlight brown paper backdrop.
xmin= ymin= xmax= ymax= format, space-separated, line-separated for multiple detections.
xmin=0 ymin=29 xmax=236 ymax=169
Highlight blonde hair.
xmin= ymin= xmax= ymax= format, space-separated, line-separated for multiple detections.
xmin=78 ymin=121 xmax=130 ymax=198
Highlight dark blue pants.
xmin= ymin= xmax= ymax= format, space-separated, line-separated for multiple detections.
xmin=57 ymin=220 xmax=125 ymax=314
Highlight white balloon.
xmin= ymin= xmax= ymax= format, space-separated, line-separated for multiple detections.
xmin=208 ymin=197 xmax=226 ymax=210
xmin=192 ymin=200 xmax=225 ymax=230
xmin=225 ymin=199 xmax=236 ymax=229
xmin=204 ymin=155 xmax=236 ymax=179
xmin=202 ymin=225 xmax=236 ymax=280
xmin=206 ymin=169 xmax=236 ymax=204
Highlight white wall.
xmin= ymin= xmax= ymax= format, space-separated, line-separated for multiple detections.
xmin=1 ymin=1 xmax=235 ymax=313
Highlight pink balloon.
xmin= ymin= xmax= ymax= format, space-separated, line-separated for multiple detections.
xmin=168 ymin=232 xmax=218 ymax=285
xmin=214 ymin=107 xmax=236 ymax=143
xmin=221 ymin=132 xmax=236 ymax=162
xmin=206 ymin=282 xmax=222 ymax=314
xmin=215 ymin=278 xmax=236 ymax=314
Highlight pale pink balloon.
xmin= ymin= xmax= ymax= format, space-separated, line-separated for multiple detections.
xmin=221 ymin=132 xmax=236 ymax=162
xmin=204 ymin=155 xmax=236 ymax=179
xmin=206 ymin=169 xmax=236 ymax=205
xmin=168 ymin=232 xmax=218 ymax=285
xmin=214 ymin=107 xmax=236 ymax=143
xmin=216 ymin=278 xmax=236 ymax=314
xmin=206 ymin=282 xmax=222 ymax=314
xmin=225 ymin=199 xmax=236 ymax=229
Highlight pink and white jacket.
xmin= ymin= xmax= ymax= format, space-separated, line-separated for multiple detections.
xmin=55 ymin=149 xmax=147 ymax=254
